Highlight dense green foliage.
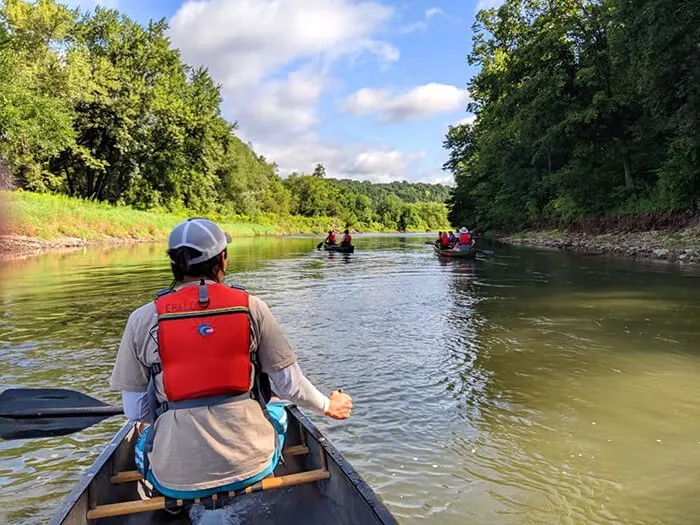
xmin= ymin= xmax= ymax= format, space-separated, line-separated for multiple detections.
xmin=444 ymin=0 xmax=700 ymax=231
xmin=0 ymin=0 xmax=449 ymax=232
xmin=2 ymin=190 xmax=349 ymax=240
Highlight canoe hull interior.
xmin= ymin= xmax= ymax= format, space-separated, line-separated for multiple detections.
xmin=432 ymin=244 xmax=477 ymax=259
xmin=51 ymin=406 xmax=396 ymax=525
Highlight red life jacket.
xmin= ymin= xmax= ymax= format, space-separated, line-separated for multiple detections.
xmin=328 ymin=233 xmax=337 ymax=243
xmin=460 ymin=233 xmax=471 ymax=245
xmin=154 ymin=283 xmax=251 ymax=402
xmin=440 ymin=233 xmax=449 ymax=246
xmin=342 ymin=234 xmax=352 ymax=244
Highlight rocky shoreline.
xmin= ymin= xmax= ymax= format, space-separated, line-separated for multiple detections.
xmin=0 ymin=234 xmax=148 ymax=261
xmin=499 ymin=228 xmax=700 ymax=263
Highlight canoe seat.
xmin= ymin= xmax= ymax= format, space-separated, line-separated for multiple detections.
xmin=110 ymin=444 xmax=310 ymax=485
xmin=88 ymin=468 xmax=330 ymax=520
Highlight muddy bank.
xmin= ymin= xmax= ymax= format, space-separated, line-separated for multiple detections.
xmin=500 ymin=227 xmax=700 ymax=263
xmin=0 ymin=234 xmax=149 ymax=261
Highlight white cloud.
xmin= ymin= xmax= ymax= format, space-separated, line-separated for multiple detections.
xmin=343 ymin=150 xmax=406 ymax=181
xmin=425 ymin=7 xmax=444 ymax=19
xmin=456 ymin=114 xmax=477 ymax=126
xmin=167 ymin=0 xmax=429 ymax=182
xmin=398 ymin=20 xmax=427 ymax=35
xmin=231 ymin=68 xmax=325 ymax=137
xmin=476 ymin=0 xmax=506 ymax=11
xmin=168 ymin=0 xmax=453 ymax=184
xmin=344 ymin=83 xmax=470 ymax=122
xmin=246 ymin=130 xmax=438 ymax=183
xmin=399 ymin=6 xmax=456 ymax=34
xmin=170 ymin=0 xmax=397 ymax=90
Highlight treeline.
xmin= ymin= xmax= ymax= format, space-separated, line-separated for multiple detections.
xmin=0 ymin=0 xmax=449 ymax=232
xmin=444 ymin=0 xmax=700 ymax=232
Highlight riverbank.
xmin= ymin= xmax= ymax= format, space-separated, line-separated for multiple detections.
xmin=500 ymin=228 xmax=700 ymax=263
xmin=0 ymin=191 xmax=444 ymax=259
xmin=0 ymin=191 xmax=323 ymax=259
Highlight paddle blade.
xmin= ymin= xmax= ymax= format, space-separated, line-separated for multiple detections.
xmin=0 ymin=388 xmax=108 ymax=412
xmin=478 ymin=249 xmax=494 ymax=256
xmin=0 ymin=389 xmax=123 ymax=440
xmin=0 ymin=414 xmax=115 ymax=440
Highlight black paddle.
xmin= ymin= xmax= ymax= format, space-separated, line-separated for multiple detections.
xmin=0 ymin=388 xmax=123 ymax=440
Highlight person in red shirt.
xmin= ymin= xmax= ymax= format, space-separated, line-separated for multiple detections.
xmin=341 ymin=229 xmax=352 ymax=246
xmin=459 ymin=227 xmax=474 ymax=251
xmin=324 ymin=230 xmax=337 ymax=246
xmin=440 ymin=231 xmax=450 ymax=249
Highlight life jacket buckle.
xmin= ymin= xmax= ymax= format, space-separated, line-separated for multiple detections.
xmin=198 ymin=279 xmax=210 ymax=308
xmin=155 ymin=401 xmax=168 ymax=418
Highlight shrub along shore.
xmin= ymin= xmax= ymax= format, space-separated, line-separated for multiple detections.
xmin=0 ymin=191 xmax=445 ymax=258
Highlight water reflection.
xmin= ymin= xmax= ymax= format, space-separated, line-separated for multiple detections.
xmin=1 ymin=238 xmax=700 ymax=524
xmin=438 ymin=246 xmax=700 ymax=524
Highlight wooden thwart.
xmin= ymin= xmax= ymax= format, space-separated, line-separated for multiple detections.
xmin=110 ymin=444 xmax=310 ymax=485
xmin=88 ymin=469 xmax=330 ymax=520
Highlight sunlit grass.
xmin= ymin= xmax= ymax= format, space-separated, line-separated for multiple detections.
xmin=0 ymin=191 xmax=341 ymax=239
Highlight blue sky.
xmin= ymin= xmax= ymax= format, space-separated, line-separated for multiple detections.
xmin=67 ymin=0 xmax=501 ymax=184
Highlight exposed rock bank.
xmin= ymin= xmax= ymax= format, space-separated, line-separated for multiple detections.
xmin=0 ymin=234 xmax=145 ymax=261
xmin=500 ymin=228 xmax=700 ymax=263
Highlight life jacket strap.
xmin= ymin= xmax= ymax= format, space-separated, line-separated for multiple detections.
xmin=155 ymin=393 xmax=251 ymax=418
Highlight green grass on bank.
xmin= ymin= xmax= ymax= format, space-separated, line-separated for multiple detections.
xmin=0 ymin=191 xmax=341 ymax=240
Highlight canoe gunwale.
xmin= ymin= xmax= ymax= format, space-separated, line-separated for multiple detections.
xmin=317 ymin=242 xmax=355 ymax=253
xmin=432 ymin=244 xmax=477 ymax=259
xmin=286 ymin=405 xmax=396 ymax=524
xmin=50 ymin=422 xmax=132 ymax=525
xmin=50 ymin=405 xmax=397 ymax=525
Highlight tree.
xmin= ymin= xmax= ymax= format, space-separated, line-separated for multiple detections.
xmin=0 ymin=0 xmax=450 ymax=232
xmin=444 ymin=0 xmax=700 ymax=231
xmin=312 ymin=163 xmax=326 ymax=178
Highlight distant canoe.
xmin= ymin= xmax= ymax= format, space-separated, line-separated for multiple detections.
xmin=319 ymin=244 xmax=355 ymax=254
xmin=433 ymin=244 xmax=476 ymax=259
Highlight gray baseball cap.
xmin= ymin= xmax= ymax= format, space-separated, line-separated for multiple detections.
xmin=168 ymin=218 xmax=232 ymax=266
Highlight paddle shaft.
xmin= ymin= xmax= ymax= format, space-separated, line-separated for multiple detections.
xmin=0 ymin=406 xmax=123 ymax=418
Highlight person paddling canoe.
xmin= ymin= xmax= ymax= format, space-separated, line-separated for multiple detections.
xmin=110 ymin=218 xmax=352 ymax=500
xmin=340 ymin=229 xmax=352 ymax=247
xmin=324 ymin=230 xmax=337 ymax=246
xmin=458 ymin=227 xmax=475 ymax=252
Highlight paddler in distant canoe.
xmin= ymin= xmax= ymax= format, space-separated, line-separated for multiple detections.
xmin=110 ymin=218 xmax=352 ymax=500
xmin=340 ymin=228 xmax=353 ymax=247
xmin=323 ymin=229 xmax=338 ymax=246
xmin=439 ymin=231 xmax=451 ymax=249
xmin=458 ymin=227 xmax=475 ymax=251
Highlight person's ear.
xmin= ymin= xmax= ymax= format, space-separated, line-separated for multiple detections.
xmin=220 ymin=252 xmax=227 ymax=273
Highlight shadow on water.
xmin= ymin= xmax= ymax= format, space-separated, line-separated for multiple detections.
xmin=2 ymin=235 xmax=700 ymax=524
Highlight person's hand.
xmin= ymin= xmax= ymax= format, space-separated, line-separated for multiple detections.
xmin=325 ymin=390 xmax=352 ymax=420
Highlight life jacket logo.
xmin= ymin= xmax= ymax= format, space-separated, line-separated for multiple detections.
xmin=197 ymin=323 xmax=214 ymax=336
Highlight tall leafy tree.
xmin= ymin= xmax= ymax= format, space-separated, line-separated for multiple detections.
xmin=445 ymin=0 xmax=700 ymax=231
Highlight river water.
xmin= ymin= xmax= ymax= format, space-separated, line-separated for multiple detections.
xmin=1 ymin=235 xmax=700 ymax=524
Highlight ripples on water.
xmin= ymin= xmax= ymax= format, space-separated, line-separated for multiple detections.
xmin=2 ymin=237 xmax=700 ymax=524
